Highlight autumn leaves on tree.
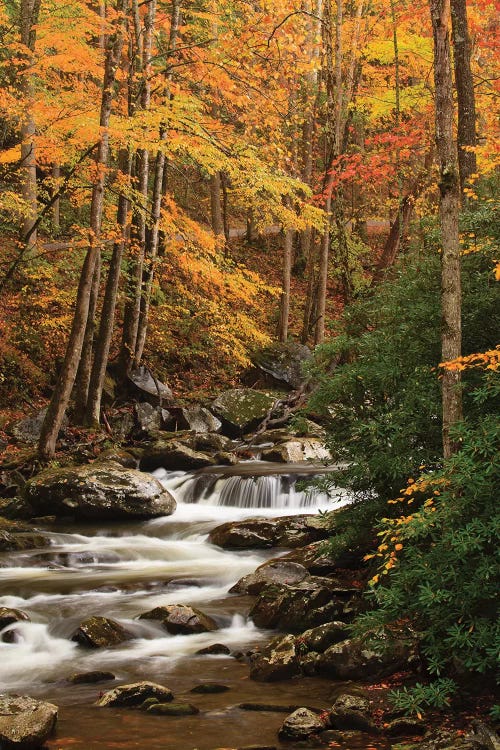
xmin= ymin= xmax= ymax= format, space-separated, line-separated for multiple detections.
xmin=0 ymin=0 xmax=497 ymax=457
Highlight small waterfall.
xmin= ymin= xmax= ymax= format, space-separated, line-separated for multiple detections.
xmin=153 ymin=462 xmax=339 ymax=511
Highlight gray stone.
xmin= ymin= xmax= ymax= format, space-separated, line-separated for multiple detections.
xmin=261 ymin=438 xmax=330 ymax=464
xmin=0 ymin=694 xmax=58 ymax=749
xmin=385 ymin=717 xmax=427 ymax=736
xmin=127 ymin=366 xmax=174 ymax=406
xmin=169 ymin=406 xmax=222 ymax=434
xmin=24 ymin=462 xmax=176 ymax=520
xmin=71 ymin=616 xmax=132 ymax=648
xmin=318 ymin=635 xmax=417 ymax=680
xmin=278 ymin=707 xmax=327 ymax=741
xmin=252 ymin=343 xmax=312 ymax=389
xmin=300 ymin=621 xmax=351 ymax=653
xmin=195 ymin=643 xmax=230 ymax=655
xmin=329 ymin=693 xmax=376 ymax=733
xmin=139 ymin=604 xmax=218 ymax=635
xmin=209 ymin=515 xmax=328 ymax=551
xmin=230 ymin=560 xmax=309 ymax=595
xmin=95 ymin=449 xmax=138 ymax=468
xmin=211 ymin=389 xmax=276 ymax=436
xmin=134 ymin=402 xmax=162 ymax=433
xmin=249 ymin=635 xmax=302 ymax=682
xmin=11 ymin=408 xmax=67 ymax=444
xmin=140 ymin=440 xmax=218 ymax=472
xmin=96 ymin=681 xmax=174 ymax=708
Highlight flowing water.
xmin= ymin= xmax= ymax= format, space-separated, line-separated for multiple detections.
xmin=0 ymin=463 xmax=384 ymax=749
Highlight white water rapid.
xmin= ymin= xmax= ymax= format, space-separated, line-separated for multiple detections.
xmin=0 ymin=463 xmax=352 ymax=749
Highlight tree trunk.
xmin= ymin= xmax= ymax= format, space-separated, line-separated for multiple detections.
xmin=85 ymin=150 xmax=132 ymax=426
xmin=451 ymin=0 xmax=477 ymax=193
xmin=430 ymin=0 xmax=462 ymax=458
xmin=38 ymin=0 xmax=128 ymax=459
xmin=51 ymin=163 xmax=60 ymax=232
xmin=72 ymin=255 xmax=101 ymax=422
xmin=210 ymin=171 xmax=225 ymax=238
xmin=19 ymin=0 xmax=40 ymax=247
xmin=278 ymin=228 xmax=293 ymax=342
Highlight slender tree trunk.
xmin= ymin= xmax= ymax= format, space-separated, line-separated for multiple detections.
xmin=52 ymin=163 xmax=60 ymax=232
xmin=38 ymin=0 xmax=128 ymax=459
xmin=278 ymin=228 xmax=293 ymax=342
xmin=85 ymin=150 xmax=132 ymax=426
xmin=210 ymin=171 xmax=225 ymax=238
xmin=73 ymin=255 xmax=101 ymax=422
xmin=19 ymin=0 xmax=40 ymax=247
xmin=451 ymin=0 xmax=477 ymax=193
xmin=430 ymin=0 xmax=462 ymax=458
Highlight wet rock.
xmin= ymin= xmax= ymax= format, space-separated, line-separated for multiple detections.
xmin=139 ymin=697 xmax=160 ymax=711
xmin=168 ymin=406 xmax=222 ymax=434
xmin=195 ymin=643 xmax=230 ymax=655
xmin=139 ymin=604 xmax=218 ymax=635
xmin=190 ymin=684 xmax=230 ymax=694
xmin=249 ymin=634 xmax=302 ymax=682
xmin=211 ymin=389 xmax=276 ymax=437
xmin=96 ymin=681 xmax=174 ymax=708
xmin=249 ymin=579 xmax=344 ymax=633
xmin=24 ymin=462 xmax=176 ymax=520
xmin=281 ymin=541 xmax=340 ymax=576
xmin=230 ymin=560 xmax=309 ymax=595
xmin=261 ymin=438 xmax=330 ymax=464
xmin=147 ymin=702 xmax=199 ymax=716
xmin=107 ymin=410 xmax=135 ymax=440
xmin=251 ymin=343 xmax=312 ymax=389
xmin=320 ymin=730 xmax=367 ymax=744
xmin=300 ymin=621 xmax=350 ymax=653
xmin=71 ymin=616 xmax=132 ymax=648
xmin=127 ymin=366 xmax=174 ymax=406
xmin=401 ymin=729 xmax=481 ymax=750
xmin=317 ymin=635 xmax=418 ymax=680
xmin=329 ymin=694 xmax=376 ymax=733
xmin=209 ymin=515 xmax=328 ymax=551
xmin=0 ymin=607 xmax=30 ymax=630
xmin=385 ymin=717 xmax=427 ymax=736
xmin=0 ymin=529 xmax=49 ymax=552
xmin=0 ymin=694 xmax=58 ymax=749
xmin=278 ymin=707 xmax=327 ymax=741
xmin=140 ymin=439 xmax=218 ymax=472
xmin=67 ymin=671 xmax=116 ymax=684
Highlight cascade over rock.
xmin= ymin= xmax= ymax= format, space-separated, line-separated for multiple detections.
xmin=139 ymin=604 xmax=218 ymax=634
xmin=23 ymin=462 xmax=176 ymax=520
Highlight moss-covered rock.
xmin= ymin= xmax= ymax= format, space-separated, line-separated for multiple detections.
xmin=211 ymin=389 xmax=276 ymax=436
xmin=96 ymin=681 xmax=174 ymax=708
xmin=139 ymin=604 xmax=218 ymax=635
xmin=71 ymin=616 xmax=132 ymax=648
xmin=0 ymin=694 xmax=58 ymax=749
xmin=23 ymin=462 xmax=176 ymax=520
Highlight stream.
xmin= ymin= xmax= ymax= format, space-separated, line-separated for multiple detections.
xmin=0 ymin=464 xmax=385 ymax=749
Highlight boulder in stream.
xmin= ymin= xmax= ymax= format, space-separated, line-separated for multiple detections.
xmin=0 ymin=607 xmax=30 ymax=631
xmin=209 ymin=515 xmax=329 ymax=550
xmin=251 ymin=342 xmax=312 ymax=390
xmin=96 ymin=681 xmax=174 ymax=708
xmin=211 ymin=389 xmax=276 ymax=436
xmin=0 ymin=694 xmax=58 ymax=749
xmin=71 ymin=616 xmax=132 ymax=648
xmin=230 ymin=560 xmax=310 ymax=595
xmin=261 ymin=438 xmax=330 ymax=463
xmin=67 ymin=671 xmax=116 ymax=684
xmin=147 ymin=702 xmax=199 ymax=716
xmin=139 ymin=439 xmax=218 ymax=472
xmin=278 ymin=707 xmax=327 ymax=741
xmin=139 ymin=604 xmax=218 ymax=634
xmin=23 ymin=462 xmax=176 ymax=520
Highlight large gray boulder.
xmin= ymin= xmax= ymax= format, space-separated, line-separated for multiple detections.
xmin=261 ymin=438 xmax=330 ymax=463
xmin=252 ymin=342 xmax=312 ymax=389
xmin=211 ymin=389 xmax=276 ymax=436
xmin=23 ymin=462 xmax=176 ymax=520
xmin=96 ymin=681 xmax=173 ymax=708
xmin=329 ymin=694 xmax=376 ymax=733
xmin=209 ymin=515 xmax=328 ymax=550
xmin=139 ymin=605 xmax=218 ymax=635
xmin=127 ymin=366 xmax=174 ymax=406
xmin=10 ymin=408 xmax=68 ymax=444
xmin=139 ymin=439 xmax=218 ymax=472
xmin=0 ymin=694 xmax=58 ymax=749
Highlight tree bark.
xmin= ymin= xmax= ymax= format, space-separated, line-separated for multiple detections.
xmin=38 ymin=0 xmax=128 ymax=459
xmin=85 ymin=149 xmax=132 ymax=426
xmin=430 ymin=0 xmax=462 ymax=458
xmin=210 ymin=171 xmax=225 ymax=238
xmin=19 ymin=0 xmax=40 ymax=247
xmin=278 ymin=228 xmax=293 ymax=342
xmin=72 ymin=255 xmax=101 ymax=422
xmin=451 ymin=0 xmax=477 ymax=193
